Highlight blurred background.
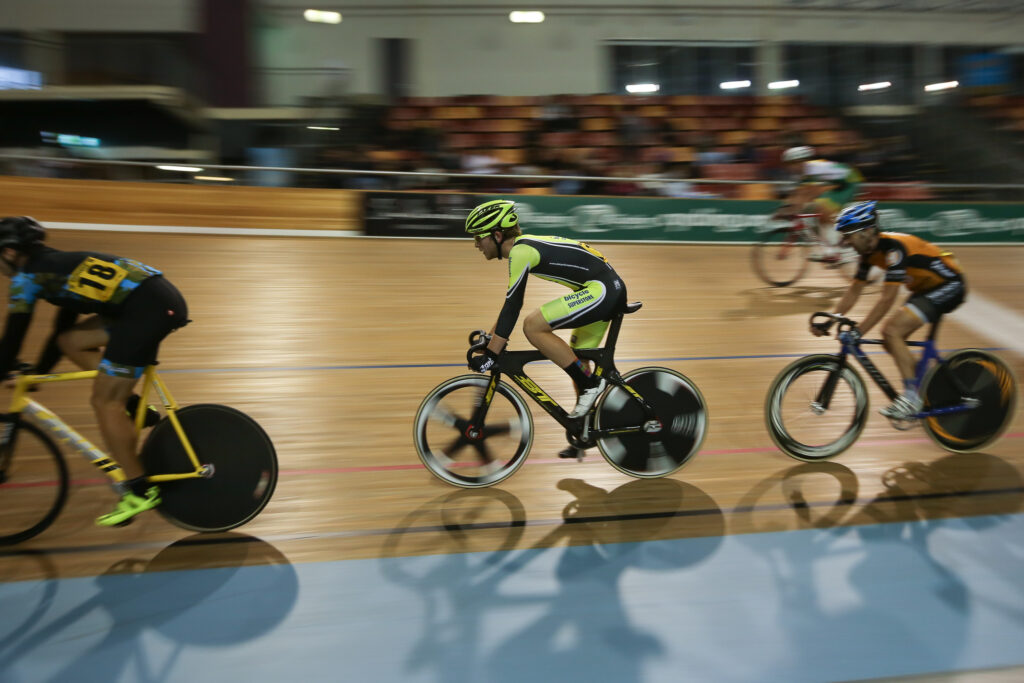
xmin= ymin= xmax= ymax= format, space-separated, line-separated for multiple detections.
xmin=1 ymin=0 xmax=1023 ymax=201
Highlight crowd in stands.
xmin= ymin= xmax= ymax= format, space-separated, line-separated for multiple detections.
xmin=305 ymin=94 xmax=930 ymax=199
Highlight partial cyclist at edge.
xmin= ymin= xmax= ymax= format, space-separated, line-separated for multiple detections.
xmin=774 ymin=145 xmax=864 ymax=264
xmin=811 ymin=201 xmax=966 ymax=420
xmin=0 ymin=216 xmax=189 ymax=527
xmin=465 ymin=199 xmax=628 ymax=460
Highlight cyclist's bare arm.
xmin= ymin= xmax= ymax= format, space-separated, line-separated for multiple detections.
xmin=833 ymin=279 xmax=866 ymax=317
xmin=856 ymin=282 xmax=901 ymax=335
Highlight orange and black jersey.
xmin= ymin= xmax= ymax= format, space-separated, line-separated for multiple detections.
xmin=855 ymin=232 xmax=963 ymax=293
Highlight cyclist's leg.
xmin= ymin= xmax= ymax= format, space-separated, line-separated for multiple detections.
xmin=558 ymin=321 xmax=611 ymax=457
xmin=57 ymin=314 xmax=108 ymax=369
xmin=529 ymin=278 xmax=624 ymax=417
xmin=810 ymin=195 xmax=841 ymax=257
xmin=94 ymin=277 xmax=188 ymax=525
xmin=880 ymin=281 xmax=965 ymax=418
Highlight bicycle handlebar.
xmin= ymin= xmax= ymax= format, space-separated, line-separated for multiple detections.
xmin=810 ymin=312 xmax=858 ymax=335
xmin=467 ymin=329 xmax=493 ymax=366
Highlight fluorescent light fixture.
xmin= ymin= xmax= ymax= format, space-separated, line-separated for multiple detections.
xmin=195 ymin=175 xmax=234 ymax=182
xmin=858 ymin=81 xmax=892 ymax=91
xmin=768 ymin=80 xmax=800 ymax=90
xmin=304 ymin=9 xmax=341 ymax=24
xmin=509 ymin=11 xmax=545 ymax=23
xmin=307 ymin=125 xmax=340 ymax=131
xmin=719 ymin=80 xmax=751 ymax=90
xmin=156 ymin=165 xmax=203 ymax=172
xmin=625 ymin=83 xmax=660 ymax=94
xmin=924 ymin=80 xmax=959 ymax=92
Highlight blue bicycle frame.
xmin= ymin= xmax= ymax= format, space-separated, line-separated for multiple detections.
xmin=818 ymin=316 xmax=978 ymax=420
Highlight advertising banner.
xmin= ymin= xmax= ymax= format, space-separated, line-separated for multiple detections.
xmin=363 ymin=192 xmax=1024 ymax=244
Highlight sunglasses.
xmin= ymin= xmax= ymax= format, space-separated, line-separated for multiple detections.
xmin=473 ymin=233 xmax=496 ymax=244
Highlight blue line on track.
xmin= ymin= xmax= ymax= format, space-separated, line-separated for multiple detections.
xmin=160 ymin=347 xmax=1005 ymax=375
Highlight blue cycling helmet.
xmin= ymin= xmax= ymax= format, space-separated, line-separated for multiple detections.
xmin=835 ymin=201 xmax=878 ymax=234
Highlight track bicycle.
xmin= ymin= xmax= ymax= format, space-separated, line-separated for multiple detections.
xmin=765 ymin=312 xmax=1018 ymax=461
xmin=413 ymin=301 xmax=708 ymax=488
xmin=752 ymin=213 xmax=862 ymax=287
xmin=0 ymin=366 xmax=278 ymax=545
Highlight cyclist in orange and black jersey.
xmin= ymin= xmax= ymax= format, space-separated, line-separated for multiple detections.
xmin=812 ymin=201 xmax=966 ymax=420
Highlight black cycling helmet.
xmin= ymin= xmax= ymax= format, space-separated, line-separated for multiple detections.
xmin=0 ymin=216 xmax=46 ymax=252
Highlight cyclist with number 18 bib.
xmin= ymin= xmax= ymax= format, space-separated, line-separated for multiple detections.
xmin=775 ymin=145 xmax=863 ymax=264
xmin=465 ymin=200 xmax=628 ymax=460
xmin=0 ymin=216 xmax=189 ymax=526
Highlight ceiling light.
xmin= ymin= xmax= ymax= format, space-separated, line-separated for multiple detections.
xmin=509 ymin=11 xmax=545 ymax=23
xmin=768 ymin=80 xmax=800 ymax=90
xmin=924 ymin=80 xmax=959 ymax=92
xmin=858 ymin=81 xmax=892 ymax=91
xmin=625 ymin=83 xmax=660 ymax=94
xmin=308 ymin=125 xmax=340 ymax=131
xmin=156 ymin=165 xmax=203 ymax=172
xmin=304 ymin=9 xmax=341 ymax=24
xmin=720 ymin=80 xmax=751 ymax=90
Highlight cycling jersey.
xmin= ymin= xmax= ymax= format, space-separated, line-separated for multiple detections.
xmin=8 ymin=248 xmax=161 ymax=316
xmin=495 ymin=235 xmax=624 ymax=340
xmin=800 ymin=159 xmax=863 ymax=192
xmin=0 ymin=247 xmax=170 ymax=377
xmin=855 ymin=232 xmax=964 ymax=293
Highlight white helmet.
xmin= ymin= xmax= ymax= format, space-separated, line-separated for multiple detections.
xmin=782 ymin=146 xmax=815 ymax=163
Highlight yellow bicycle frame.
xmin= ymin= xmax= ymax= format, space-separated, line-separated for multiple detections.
xmin=6 ymin=366 xmax=205 ymax=486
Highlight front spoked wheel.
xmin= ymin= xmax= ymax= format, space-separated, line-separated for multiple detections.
xmin=594 ymin=367 xmax=708 ymax=478
xmin=140 ymin=404 xmax=278 ymax=533
xmin=766 ymin=355 xmax=869 ymax=461
xmin=921 ymin=349 xmax=1018 ymax=453
xmin=414 ymin=374 xmax=534 ymax=488
xmin=752 ymin=227 xmax=810 ymax=287
xmin=0 ymin=419 xmax=68 ymax=545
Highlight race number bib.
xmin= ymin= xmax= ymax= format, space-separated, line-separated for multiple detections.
xmin=67 ymin=257 xmax=128 ymax=302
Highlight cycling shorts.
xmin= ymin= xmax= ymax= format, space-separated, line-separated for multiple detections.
xmin=99 ymin=276 xmax=189 ymax=379
xmin=540 ymin=277 xmax=626 ymax=348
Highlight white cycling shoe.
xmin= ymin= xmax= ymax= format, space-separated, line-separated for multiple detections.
xmin=879 ymin=394 xmax=923 ymax=420
xmin=568 ymin=378 xmax=607 ymax=418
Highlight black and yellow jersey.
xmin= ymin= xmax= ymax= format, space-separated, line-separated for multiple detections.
xmin=856 ymin=232 xmax=963 ymax=294
xmin=495 ymin=235 xmax=619 ymax=339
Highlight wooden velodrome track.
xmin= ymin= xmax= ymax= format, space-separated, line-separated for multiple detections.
xmin=1 ymin=229 xmax=1022 ymax=587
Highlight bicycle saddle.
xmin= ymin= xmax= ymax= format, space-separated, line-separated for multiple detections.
xmin=623 ymin=301 xmax=643 ymax=314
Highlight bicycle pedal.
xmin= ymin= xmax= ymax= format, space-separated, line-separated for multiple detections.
xmin=558 ymin=446 xmax=585 ymax=461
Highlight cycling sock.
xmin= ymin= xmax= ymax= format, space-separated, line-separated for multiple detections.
xmin=125 ymin=476 xmax=153 ymax=498
xmin=563 ymin=359 xmax=594 ymax=388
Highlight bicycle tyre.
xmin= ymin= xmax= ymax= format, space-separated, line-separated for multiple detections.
xmin=413 ymin=374 xmax=534 ymax=488
xmin=920 ymin=349 xmax=1018 ymax=453
xmin=0 ymin=418 xmax=68 ymax=545
xmin=593 ymin=366 xmax=708 ymax=478
xmin=765 ymin=354 xmax=869 ymax=461
xmin=139 ymin=404 xmax=278 ymax=533
xmin=752 ymin=227 xmax=811 ymax=287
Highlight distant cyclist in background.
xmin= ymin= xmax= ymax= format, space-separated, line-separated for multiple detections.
xmin=811 ymin=201 xmax=966 ymax=420
xmin=0 ymin=216 xmax=188 ymax=526
xmin=775 ymin=145 xmax=864 ymax=264
xmin=465 ymin=199 xmax=628 ymax=459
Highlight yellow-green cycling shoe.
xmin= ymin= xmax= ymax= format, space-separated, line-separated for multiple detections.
xmin=95 ymin=486 xmax=162 ymax=527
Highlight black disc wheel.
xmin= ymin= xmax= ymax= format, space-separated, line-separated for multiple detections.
xmin=752 ymin=227 xmax=811 ymax=287
xmin=921 ymin=349 xmax=1018 ymax=453
xmin=594 ymin=367 xmax=708 ymax=478
xmin=140 ymin=404 xmax=278 ymax=533
xmin=0 ymin=419 xmax=68 ymax=545
xmin=765 ymin=355 xmax=869 ymax=461
xmin=414 ymin=374 xmax=533 ymax=488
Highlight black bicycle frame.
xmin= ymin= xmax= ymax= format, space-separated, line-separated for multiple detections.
xmin=467 ymin=311 xmax=658 ymax=443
